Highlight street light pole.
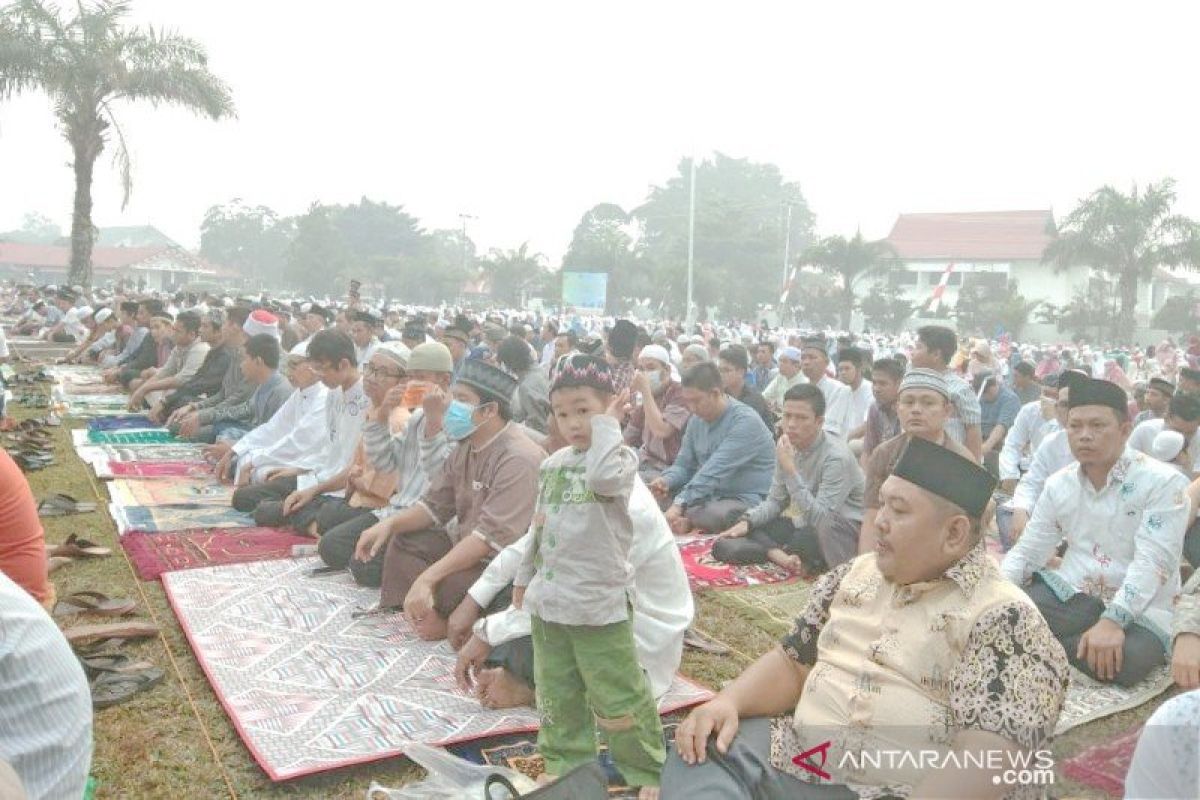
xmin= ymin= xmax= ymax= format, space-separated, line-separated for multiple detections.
xmin=782 ymin=202 xmax=793 ymax=289
xmin=458 ymin=212 xmax=476 ymax=274
xmin=685 ymin=156 xmax=696 ymax=330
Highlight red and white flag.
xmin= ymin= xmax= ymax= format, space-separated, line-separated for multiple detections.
xmin=924 ymin=263 xmax=955 ymax=313
xmin=780 ymin=266 xmax=798 ymax=304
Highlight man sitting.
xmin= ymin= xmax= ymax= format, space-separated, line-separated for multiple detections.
xmin=975 ymin=370 xmax=1021 ymax=477
xmin=909 ymin=325 xmax=983 ymax=461
xmin=128 ymin=310 xmax=210 ymax=410
xmin=624 ymin=344 xmax=690 ymax=485
xmin=761 ymin=346 xmax=804 ymax=412
xmin=717 ymin=345 xmax=775 ymax=432
xmin=859 ymin=357 xmax=903 ymax=464
xmin=858 ymin=368 xmax=975 ymax=554
xmin=1127 ymin=390 xmax=1200 ymax=479
xmin=168 ymin=307 xmax=257 ymax=442
xmin=997 ymin=374 xmax=1061 ymax=494
xmin=1134 ymin=376 xmax=1174 ymax=425
xmin=837 ymin=347 xmax=873 ymax=448
xmin=713 ymin=384 xmax=864 ymax=576
xmin=798 ymin=338 xmax=853 ymax=438
xmin=1003 ymin=378 xmax=1190 ymax=687
xmin=651 ymin=363 xmax=774 ymax=534
xmin=448 ymin=478 xmax=693 ymax=710
xmin=149 ymin=309 xmax=234 ymax=425
xmin=353 ymin=360 xmax=546 ymax=640
xmin=662 ymin=437 xmax=1069 ymax=798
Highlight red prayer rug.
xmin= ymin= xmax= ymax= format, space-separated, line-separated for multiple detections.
xmin=1060 ymin=724 xmax=1142 ymax=797
xmin=678 ymin=536 xmax=797 ymax=591
xmin=163 ymin=557 xmax=713 ymax=780
xmin=101 ymin=461 xmax=212 ymax=479
xmin=121 ymin=528 xmax=315 ymax=581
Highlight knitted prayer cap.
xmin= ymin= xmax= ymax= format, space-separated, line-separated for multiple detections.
xmin=455 ymin=358 xmax=517 ymax=408
xmin=1149 ymin=377 xmax=1176 ymax=395
xmin=551 ymin=354 xmax=615 ymax=396
xmin=442 ymin=326 xmax=470 ymax=345
xmin=1067 ymin=378 xmax=1128 ymax=417
xmin=899 ymin=367 xmax=949 ymax=399
xmin=373 ymin=341 xmax=410 ymax=369
xmin=778 ymin=346 xmax=802 ymax=362
xmin=408 ymin=342 xmax=454 ymax=373
xmin=892 ymin=435 xmax=995 ymax=519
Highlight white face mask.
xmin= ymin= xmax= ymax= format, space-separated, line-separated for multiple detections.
xmin=643 ymin=369 xmax=664 ymax=393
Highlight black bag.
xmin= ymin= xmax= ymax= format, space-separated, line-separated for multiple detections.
xmin=483 ymin=761 xmax=608 ymax=799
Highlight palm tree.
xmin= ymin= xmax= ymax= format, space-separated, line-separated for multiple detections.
xmin=1044 ymin=179 xmax=1200 ymax=341
xmin=482 ymin=242 xmax=548 ymax=306
xmin=799 ymin=231 xmax=897 ymax=330
xmin=0 ymin=0 xmax=235 ymax=287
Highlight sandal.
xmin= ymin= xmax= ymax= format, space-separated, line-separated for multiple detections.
xmin=62 ymin=620 xmax=159 ymax=645
xmin=38 ymin=494 xmax=98 ymax=517
xmin=79 ymin=652 xmax=155 ymax=679
xmin=683 ymin=626 xmax=732 ymax=655
xmin=91 ymin=665 xmax=165 ymax=708
xmin=48 ymin=534 xmax=111 ymax=559
xmin=48 ymin=555 xmax=74 ymax=573
xmin=54 ymin=591 xmax=136 ymax=618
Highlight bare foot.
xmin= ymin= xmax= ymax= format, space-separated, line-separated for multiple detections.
xmin=475 ymin=667 xmax=535 ymax=708
xmin=414 ymin=614 xmax=448 ymax=641
xmin=536 ymin=773 xmax=558 ymax=786
xmin=638 ymin=787 xmax=661 ymax=800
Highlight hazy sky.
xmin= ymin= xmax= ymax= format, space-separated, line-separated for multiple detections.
xmin=2 ymin=0 xmax=1198 ymax=266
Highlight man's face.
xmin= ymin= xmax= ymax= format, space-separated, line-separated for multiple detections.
xmin=874 ymin=477 xmax=963 ymax=585
xmin=445 ymin=336 xmax=467 ymax=361
xmin=239 ymin=351 xmax=266 ymax=383
xmin=781 ymin=398 xmax=822 ymax=449
xmin=756 ymin=345 xmax=772 ymax=365
xmin=1066 ymin=406 xmax=1130 ymax=468
xmin=681 ymin=386 xmax=723 ymax=422
xmin=1145 ymin=388 xmax=1169 ymax=412
xmin=837 ymin=361 xmax=860 ymax=387
xmin=410 ymin=369 xmax=451 ymax=388
xmin=778 ymin=356 xmax=801 ymax=379
xmin=872 ymin=372 xmax=899 ymax=406
xmin=149 ymin=320 xmax=170 ymax=342
xmin=1014 ymin=371 xmax=1033 ymax=388
xmin=350 ymin=321 xmax=373 ymax=347
xmin=286 ymin=358 xmax=319 ymax=389
xmin=363 ymin=354 xmax=406 ymax=405
xmin=717 ymin=359 xmax=744 ymax=394
xmin=172 ymin=321 xmax=195 ymax=347
xmin=311 ymin=357 xmax=350 ymax=389
xmin=1167 ymin=413 xmax=1200 ymax=440
xmin=202 ymin=321 xmax=222 ymax=345
xmin=910 ymin=339 xmax=938 ymax=370
xmin=799 ymin=348 xmax=826 ymax=381
xmin=303 ymin=312 xmax=326 ymax=334
xmin=554 ymin=334 xmax=572 ymax=359
xmin=897 ymin=388 xmax=949 ymax=437
xmin=135 ymin=305 xmax=152 ymax=326
xmin=982 ymin=382 xmax=1000 ymax=402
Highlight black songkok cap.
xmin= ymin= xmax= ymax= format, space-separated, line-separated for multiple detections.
xmin=1057 ymin=369 xmax=1090 ymax=396
xmin=607 ymin=319 xmax=639 ymax=359
xmin=353 ymin=309 xmax=380 ymax=326
xmin=1149 ymin=377 xmax=1176 ymax=395
xmin=892 ymin=436 xmax=996 ymax=519
xmin=402 ymin=320 xmax=427 ymax=341
xmin=1067 ymin=378 xmax=1129 ymax=418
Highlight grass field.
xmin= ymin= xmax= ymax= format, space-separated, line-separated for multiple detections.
xmin=16 ymin=395 xmax=1167 ymax=798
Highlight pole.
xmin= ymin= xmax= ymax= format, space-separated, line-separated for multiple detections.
xmin=686 ymin=156 xmax=696 ymax=330
xmin=782 ymin=202 xmax=792 ymax=290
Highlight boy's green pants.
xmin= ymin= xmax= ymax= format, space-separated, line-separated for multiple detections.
xmin=531 ymin=615 xmax=665 ymax=787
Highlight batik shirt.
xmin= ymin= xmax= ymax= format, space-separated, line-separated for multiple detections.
xmin=772 ymin=545 xmax=1069 ymax=797
xmin=516 ymin=415 xmax=639 ymax=626
xmin=1002 ymin=448 xmax=1190 ymax=648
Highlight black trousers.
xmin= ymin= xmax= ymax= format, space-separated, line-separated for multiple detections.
xmin=318 ymin=508 xmax=384 ymax=585
xmin=231 ymin=476 xmax=296 ymax=514
xmin=1184 ymin=518 xmax=1200 ymax=568
xmin=1024 ymin=573 xmax=1165 ymax=687
xmin=711 ymin=518 xmax=828 ymax=573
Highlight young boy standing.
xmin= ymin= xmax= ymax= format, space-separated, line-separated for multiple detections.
xmin=514 ymin=354 xmax=664 ymax=798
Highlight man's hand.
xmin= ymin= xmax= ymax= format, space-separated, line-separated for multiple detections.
xmin=1010 ymin=508 xmax=1029 ymax=542
xmin=674 ymin=695 xmax=741 ymax=765
xmin=512 ymin=586 xmax=526 ymax=609
xmin=203 ymin=441 xmax=232 ymax=461
xmin=455 ymin=633 xmax=493 ymax=692
xmin=177 ymin=412 xmax=200 ymax=438
xmin=630 ymin=369 xmax=651 ymax=398
xmin=719 ymin=520 xmax=750 ymax=540
xmin=354 ymin=520 xmax=392 ymax=562
xmin=664 ymin=505 xmax=690 ymax=535
xmin=403 ymin=578 xmax=436 ymax=628
xmin=214 ymin=451 xmax=235 ymax=482
xmin=235 ymin=459 xmax=253 ymax=487
xmin=127 ymin=388 xmax=146 ymax=410
xmin=165 ymin=404 xmax=191 ymax=426
xmin=776 ymin=435 xmax=797 ymax=475
xmin=265 ymin=467 xmax=303 ymax=482
xmin=1077 ymin=618 xmax=1126 ymax=681
xmin=422 ymin=385 xmax=450 ymax=424
xmin=1172 ymin=632 xmax=1200 ymax=690
xmin=147 ymin=402 xmax=165 ymax=425
xmin=648 ymin=476 xmax=670 ymax=499
xmin=998 ymin=478 xmax=1018 ymax=495
xmin=379 ymin=384 xmax=406 ymax=417
xmin=447 ymin=595 xmax=484 ymax=651
xmin=281 ymin=487 xmax=317 ymax=516
xmin=607 ymin=388 xmax=630 ymax=423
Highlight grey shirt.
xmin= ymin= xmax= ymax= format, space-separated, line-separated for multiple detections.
xmin=362 ymin=408 xmax=455 ymax=516
xmin=745 ymin=430 xmax=865 ymax=530
xmin=194 ymin=345 xmax=254 ymax=425
xmin=511 ymin=368 xmax=552 ymax=435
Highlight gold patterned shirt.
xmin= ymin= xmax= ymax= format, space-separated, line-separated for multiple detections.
xmin=771 ymin=544 xmax=1069 ymax=798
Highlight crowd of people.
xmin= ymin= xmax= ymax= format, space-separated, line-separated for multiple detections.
xmin=3 ymin=277 xmax=1200 ymax=798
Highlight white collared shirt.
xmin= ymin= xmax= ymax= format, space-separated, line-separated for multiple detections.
xmin=1011 ymin=429 xmax=1075 ymax=512
xmin=232 ymin=380 xmax=329 ymax=482
xmin=999 ymin=400 xmax=1060 ymax=481
xmin=1002 ymin=449 xmax=1189 ymax=644
xmin=846 ymin=379 xmax=874 ymax=431
xmin=815 ymin=374 xmax=853 ymax=438
xmin=298 ymin=378 xmax=370 ymax=492
xmin=1128 ymin=417 xmax=1200 ymax=474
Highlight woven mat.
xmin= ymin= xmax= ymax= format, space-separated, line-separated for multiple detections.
xmin=97 ymin=460 xmax=214 ymax=480
xmin=677 ymin=537 xmax=796 ymax=592
xmin=121 ymin=527 xmax=313 ymax=580
xmin=110 ymin=503 xmax=254 ymax=534
xmin=1060 ymin=723 xmax=1142 ymax=797
xmin=1054 ymin=665 xmax=1173 ymax=735
xmin=708 ymin=580 xmax=813 ymax=636
xmin=163 ymin=557 xmax=712 ymax=781
xmin=107 ymin=478 xmax=234 ymax=507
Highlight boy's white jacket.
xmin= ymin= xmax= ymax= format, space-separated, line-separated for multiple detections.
xmin=467 ymin=476 xmax=694 ymax=699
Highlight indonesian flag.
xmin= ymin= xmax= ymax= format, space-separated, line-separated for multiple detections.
xmin=780 ymin=266 xmax=798 ymax=304
xmin=925 ymin=263 xmax=956 ymax=314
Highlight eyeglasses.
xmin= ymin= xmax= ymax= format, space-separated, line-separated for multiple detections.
xmin=364 ymin=363 xmax=406 ymax=380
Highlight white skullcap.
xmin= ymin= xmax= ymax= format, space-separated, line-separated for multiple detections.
xmin=640 ymin=344 xmax=671 ymax=367
xmin=93 ymin=308 xmax=113 ymax=324
xmin=1152 ymin=429 xmax=1186 ymax=463
xmin=373 ymin=340 xmax=411 ymax=369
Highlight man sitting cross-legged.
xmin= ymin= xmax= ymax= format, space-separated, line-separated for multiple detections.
xmin=1003 ymin=377 xmax=1190 ymax=687
xmin=447 ymin=476 xmax=693 ymax=711
xmin=712 ymin=383 xmax=864 ymax=577
xmin=353 ymin=359 xmax=546 ymax=641
xmin=662 ymin=437 xmax=1069 ymax=799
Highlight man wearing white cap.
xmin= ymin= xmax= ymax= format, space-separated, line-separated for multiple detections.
xmin=64 ymin=307 xmax=116 ymax=364
xmin=621 ymin=344 xmax=691 ymax=487
xmin=760 ymin=346 xmax=805 ymax=413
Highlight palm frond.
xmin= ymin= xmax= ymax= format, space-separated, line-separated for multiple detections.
xmin=99 ymin=98 xmax=131 ymax=207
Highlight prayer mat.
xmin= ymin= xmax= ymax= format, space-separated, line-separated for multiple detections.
xmin=108 ymin=478 xmax=234 ymax=507
xmin=96 ymin=460 xmax=213 ymax=480
xmin=677 ymin=537 xmax=796 ymax=592
xmin=1054 ymin=665 xmax=1173 ymax=735
xmin=1060 ymin=723 xmax=1143 ymax=797
xmin=708 ymin=580 xmax=814 ymax=637
xmin=121 ymin=528 xmax=313 ymax=580
xmin=61 ymin=382 xmax=124 ymax=396
xmin=110 ymin=503 xmax=255 ymax=535
xmin=163 ymin=557 xmax=713 ymax=780
xmin=78 ymin=443 xmax=207 ymax=468
xmin=86 ymin=415 xmax=155 ymax=431
xmin=86 ymin=429 xmax=176 ymax=445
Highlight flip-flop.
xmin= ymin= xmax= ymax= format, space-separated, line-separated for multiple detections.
xmin=38 ymin=494 xmax=98 ymax=517
xmin=48 ymin=555 xmax=74 ymax=573
xmin=78 ymin=652 xmax=155 ymax=678
xmin=683 ymin=626 xmax=732 ymax=655
xmin=73 ymin=637 xmax=134 ymax=656
xmin=53 ymin=591 xmax=136 ymax=619
xmin=91 ymin=666 xmax=165 ymax=709
xmin=48 ymin=534 xmax=111 ymax=559
xmin=62 ymin=620 xmax=158 ymax=645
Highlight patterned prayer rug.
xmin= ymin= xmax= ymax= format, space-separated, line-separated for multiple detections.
xmin=677 ymin=537 xmax=796 ymax=592
xmin=1054 ymin=665 xmax=1173 ymax=735
xmin=121 ymin=528 xmax=314 ymax=580
xmin=163 ymin=557 xmax=713 ymax=781
xmin=107 ymin=478 xmax=234 ymax=507
xmin=86 ymin=429 xmax=176 ymax=445
xmin=110 ymin=503 xmax=255 ymax=534
xmin=86 ymin=414 xmax=156 ymax=431
xmin=708 ymin=580 xmax=814 ymax=637
xmin=97 ymin=460 xmax=213 ymax=480
xmin=78 ymin=443 xmax=208 ymax=469
xmin=1060 ymin=723 xmax=1143 ymax=797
